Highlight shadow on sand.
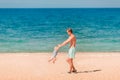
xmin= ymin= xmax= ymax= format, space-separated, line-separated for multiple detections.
xmin=73 ymin=69 xmax=102 ymax=74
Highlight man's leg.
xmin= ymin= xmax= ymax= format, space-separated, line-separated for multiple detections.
xmin=66 ymin=58 xmax=72 ymax=72
xmin=71 ymin=59 xmax=76 ymax=72
xmin=66 ymin=58 xmax=76 ymax=73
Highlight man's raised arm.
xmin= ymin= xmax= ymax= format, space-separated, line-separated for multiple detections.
xmin=58 ymin=36 xmax=73 ymax=48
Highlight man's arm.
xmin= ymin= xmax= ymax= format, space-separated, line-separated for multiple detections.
xmin=58 ymin=36 xmax=73 ymax=48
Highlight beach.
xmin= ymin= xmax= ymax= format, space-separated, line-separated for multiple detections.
xmin=0 ymin=52 xmax=120 ymax=80
xmin=0 ymin=8 xmax=120 ymax=80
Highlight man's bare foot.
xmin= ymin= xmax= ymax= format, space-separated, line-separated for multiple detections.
xmin=72 ymin=69 xmax=77 ymax=73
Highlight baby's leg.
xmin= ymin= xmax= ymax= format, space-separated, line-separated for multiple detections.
xmin=48 ymin=57 xmax=54 ymax=62
xmin=52 ymin=57 xmax=56 ymax=63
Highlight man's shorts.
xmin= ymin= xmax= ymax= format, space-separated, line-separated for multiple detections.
xmin=68 ymin=47 xmax=76 ymax=59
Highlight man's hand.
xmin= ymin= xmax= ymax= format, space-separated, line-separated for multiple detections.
xmin=57 ymin=44 xmax=61 ymax=47
xmin=54 ymin=44 xmax=61 ymax=51
xmin=54 ymin=46 xmax=59 ymax=51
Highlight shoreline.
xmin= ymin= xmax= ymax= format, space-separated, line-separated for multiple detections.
xmin=0 ymin=51 xmax=120 ymax=53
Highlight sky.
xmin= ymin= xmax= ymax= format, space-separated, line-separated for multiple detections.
xmin=0 ymin=0 xmax=120 ymax=8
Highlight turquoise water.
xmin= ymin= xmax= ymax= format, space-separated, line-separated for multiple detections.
xmin=0 ymin=8 xmax=120 ymax=52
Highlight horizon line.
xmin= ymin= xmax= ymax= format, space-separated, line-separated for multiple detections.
xmin=0 ymin=7 xmax=120 ymax=9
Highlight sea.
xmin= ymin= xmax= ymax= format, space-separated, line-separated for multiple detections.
xmin=0 ymin=8 xmax=120 ymax=52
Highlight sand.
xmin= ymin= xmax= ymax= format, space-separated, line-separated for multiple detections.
xmin=0 ymin=52 xmax=120 ymax=80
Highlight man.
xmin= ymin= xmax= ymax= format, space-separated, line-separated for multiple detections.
xmin=56 ymin=28 xmax=77 ymax=73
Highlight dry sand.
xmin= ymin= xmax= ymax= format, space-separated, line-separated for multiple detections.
xmin=0 ymin=52 xmax=120 ymax=80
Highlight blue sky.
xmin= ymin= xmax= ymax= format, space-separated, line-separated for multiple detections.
xmin=0 ymin=0 xmax=120 ymax=8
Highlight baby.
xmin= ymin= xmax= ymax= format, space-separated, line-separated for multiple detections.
xmin=48 ymin=45 xmax=59 ymax=63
